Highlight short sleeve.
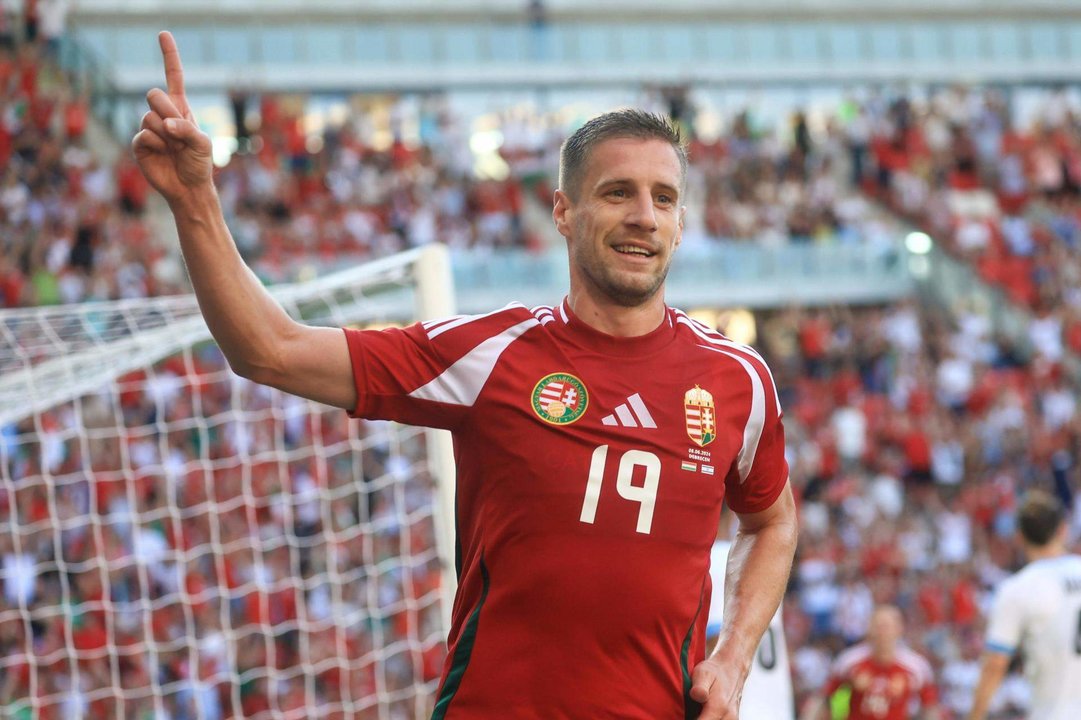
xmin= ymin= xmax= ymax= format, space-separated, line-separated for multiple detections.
xmin=344 ymin=322 xmax=463 ymax=430
xmin=344 ymin=306 xmax=539 ymax=430
xmin=724 ymin=353 xmax=789 ymax=515
xmin=910 ymin=651 xmax=939 ymax=707
xmin=984 ymin=578 xmax=1024 ymax=655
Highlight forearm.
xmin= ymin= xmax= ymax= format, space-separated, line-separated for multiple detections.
xmin=713 ymin=497 xmax=797 ymax=668
xmin=169 ymin=186 xmax=298 ymax=380
xmin=965 ymin=653 xmax=1009 ymax=720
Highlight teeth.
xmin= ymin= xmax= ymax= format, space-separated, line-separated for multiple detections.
xmin=615 ymin=246 xmax=651 ymax=256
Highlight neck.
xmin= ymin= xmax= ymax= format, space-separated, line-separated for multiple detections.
xmin=1027 ymin=540 xmax=1066 ymax=563
xmin=568 ymin=285 xmax=667 ymax=337
xmin=871 ymin=646 xmax=895 ymax=664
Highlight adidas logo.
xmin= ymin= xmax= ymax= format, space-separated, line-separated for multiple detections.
xmin=601 ymin=393 xmax=657 ymax=429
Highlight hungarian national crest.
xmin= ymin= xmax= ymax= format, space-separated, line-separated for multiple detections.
xmin=532 ymin=373 xmax=588 ymax=425
xmin=684 ymin=385 xmax=716 ymax=446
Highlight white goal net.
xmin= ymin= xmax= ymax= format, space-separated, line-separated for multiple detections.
xmin=0 ymin=246 xmax=457 ymax=720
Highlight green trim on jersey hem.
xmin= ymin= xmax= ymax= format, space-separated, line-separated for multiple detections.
xmin=681 ymin=575 xmax=709 ymax=720
xmin=431 ymin=555 xmax=490 ymax=720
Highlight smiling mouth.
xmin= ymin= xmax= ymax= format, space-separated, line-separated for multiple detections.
xmin=612 ymin=245 xmax=655 ymax=258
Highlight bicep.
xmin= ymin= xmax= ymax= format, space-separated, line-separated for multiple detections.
xmin=272 ymin=324 xmax=356 ymax=410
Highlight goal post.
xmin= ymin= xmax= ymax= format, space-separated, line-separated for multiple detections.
xmin=0 ymin=246 xmax=457 ymax=720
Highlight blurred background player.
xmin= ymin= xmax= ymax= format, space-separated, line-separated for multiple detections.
xmin=804 ymin=605 xmax=940 ymax=720
xmin=966 ymin=489 xmax=1081 ymax=720
xmin=708 ymin=510 xmax=794 ymax=720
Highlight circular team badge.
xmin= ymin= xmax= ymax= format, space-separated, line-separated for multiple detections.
xmin=531 ymin=373 xmax=588 ymax=425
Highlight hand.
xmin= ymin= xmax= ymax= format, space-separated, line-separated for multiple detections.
xmin=132 ymin=31 xmax=214 ymax=203
xmin=689 ymin=656 xmax=745 ymax=719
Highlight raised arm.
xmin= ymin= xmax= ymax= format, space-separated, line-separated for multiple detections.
xmin=690 ymin=481 xmax=798 ymax=719
xmin=133 ymin=32 xmax=355 ymax=409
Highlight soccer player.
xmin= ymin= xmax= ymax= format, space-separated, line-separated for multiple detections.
xmin=133 ymin=31 xmax=798 ymax=719
xmin=965 ymin=489 xmax=1081 ymax=720
xmin=805 ymin=605 xmax=939 ymax=720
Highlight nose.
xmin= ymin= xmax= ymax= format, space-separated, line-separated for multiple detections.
xmin=624 ymin=191 xmax=658 ymax=232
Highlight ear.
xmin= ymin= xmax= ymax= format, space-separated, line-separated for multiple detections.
xmin=674 ymin=205 xmax=686 ymax=249
xmin=553 ymin=189 xmax=572 ymax=239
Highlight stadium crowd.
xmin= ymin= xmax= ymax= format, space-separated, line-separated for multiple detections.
xmin=4 ymin=17 xmax=1081 ymax=719
xmin=0 ymin=16 xmax=186 ymax=310
xmin=768 ymin=300 xmax=1080 ymax=719
xmin=213 ymin=94 xmax=541 ymax=285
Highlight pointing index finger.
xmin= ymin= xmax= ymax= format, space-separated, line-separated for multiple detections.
xmin=158 ymin=31 xmax=187 ymax=107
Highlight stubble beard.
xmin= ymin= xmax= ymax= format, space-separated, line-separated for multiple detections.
xmin=574 ymin=235 xmax=672 ymax=308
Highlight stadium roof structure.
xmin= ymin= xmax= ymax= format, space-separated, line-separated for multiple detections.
xmin=72 ymin=0 xmax=1081 ymax=93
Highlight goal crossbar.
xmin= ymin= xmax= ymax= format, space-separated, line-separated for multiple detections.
xmin=0 ymin=247 xmax=436 ymax=429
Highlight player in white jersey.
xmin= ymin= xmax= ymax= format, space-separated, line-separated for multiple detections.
xmin=709 ymin=537 xmax=794 ymax=720
xmin=967 ymin=490 xmax=1081 ymax=720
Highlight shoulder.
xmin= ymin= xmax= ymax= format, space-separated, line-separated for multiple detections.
xmin=833 ymin=643 xmax=872 ymax=674
xmin=895 ymin=646 xmax=934 ymax=683
xmin=422 ymin=302 xmax=539 ymax=339
xmin=526 ymin=303 xmax=562 ymax=327
xmin=1019 ymin=555 xmax=1081 ymax=587
xmin=671 ymin=309 xmax=769 ymax=363
xmin=1002 ymin=558 xmax=1070 ymax=594
xmin=990 ymin=571 xmax=1028 ymax=605
xmin=670 ymin=307 xmax=783 ymax=406
xmin=416 ymin=302 xmax=542 ymax=352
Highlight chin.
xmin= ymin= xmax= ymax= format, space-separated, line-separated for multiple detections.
xmin=603 ymin=280 xmax=663 ymax=308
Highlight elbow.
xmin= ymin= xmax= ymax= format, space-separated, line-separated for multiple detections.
xmin=227 ymin=356 xmax=270 ymax=384
xmin=221 ymin=341 xmax=289 ymax=388
xmin=225 ymin=349 xmax=288 ymax=388
xmin=219 ymin=316 xmax=299 ymax=387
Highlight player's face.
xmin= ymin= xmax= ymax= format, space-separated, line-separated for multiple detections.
xmin=555 ymin=137 xmax=685 ymax=308
xmin=868 ymin=606 xmax=903 ymax=652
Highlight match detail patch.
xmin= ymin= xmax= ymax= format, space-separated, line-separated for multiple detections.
xmin=685 ymin=385 xmax=716 ymax=447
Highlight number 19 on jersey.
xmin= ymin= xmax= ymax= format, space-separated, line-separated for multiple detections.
xmin=580 ymin=445 xmax=662 ymax=534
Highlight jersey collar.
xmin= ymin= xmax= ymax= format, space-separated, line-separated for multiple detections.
xmin=555 ymin=298 xmax=677 ymax=358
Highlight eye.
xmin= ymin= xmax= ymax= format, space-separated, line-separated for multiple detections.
xmin=608 ymin=188 xmax=627 ymax=199
xmin=656 ymin=193 xmax=674 ymax=205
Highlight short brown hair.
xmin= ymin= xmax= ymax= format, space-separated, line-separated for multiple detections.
xmin=558 ymin=109 xmax=687 ymax=200
xmin=1017 ymin=489 xmax=1066 ymax=547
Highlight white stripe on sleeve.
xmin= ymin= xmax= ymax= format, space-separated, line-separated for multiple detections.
xmin=427 ymin=303 xmax=526 ymax=340
xmin=698 ymin=344 xmax=765 ymax=484
xmin=409 ymin=318 xmax=538 ymax=406
xmin=675 ymin=314 xmax=782 ymax=415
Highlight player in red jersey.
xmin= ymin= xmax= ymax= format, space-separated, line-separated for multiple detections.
xmin=135 ymin=31 xmax=798 ymax=719
xmin=805 ymin=605 xmax=940 ymax=720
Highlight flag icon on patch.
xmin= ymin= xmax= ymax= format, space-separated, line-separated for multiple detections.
xmin=684 ymin=385 xmax=716 ymax=447
xmin=681 ymin=461 xmax=697 ymax=472
xmin=701 ymin=465 xmax=715 ymax=475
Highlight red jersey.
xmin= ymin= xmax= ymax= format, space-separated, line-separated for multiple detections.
xmin=344 ymin=300 xmax=789 ymax=719
xmin=823 ymin=643 xmax=938 ymax=720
